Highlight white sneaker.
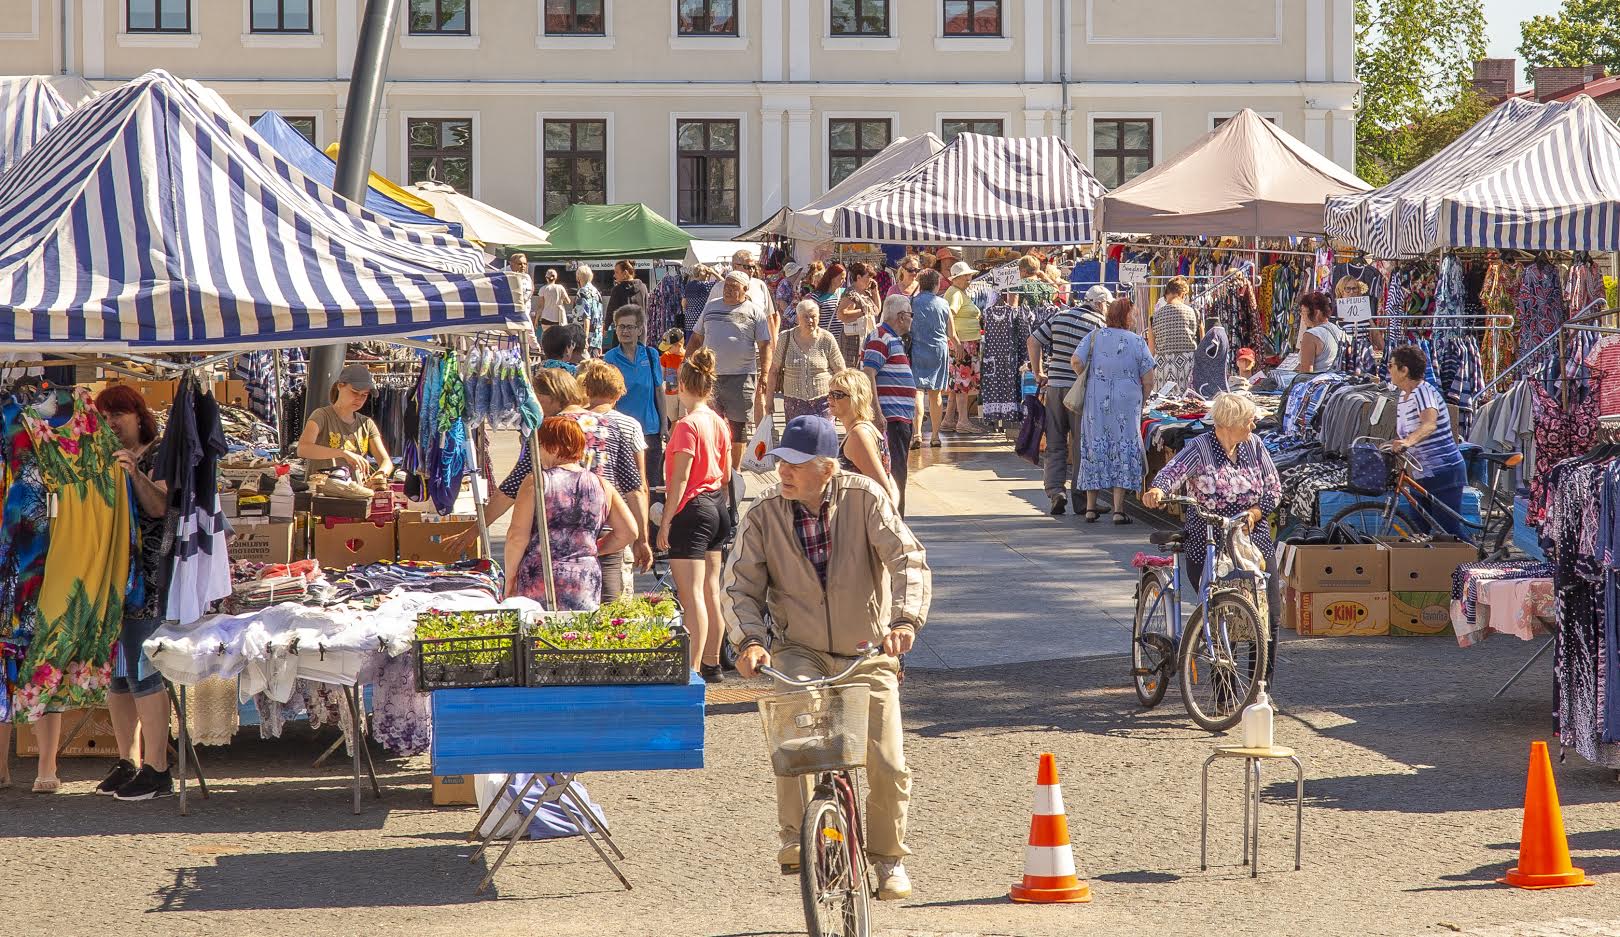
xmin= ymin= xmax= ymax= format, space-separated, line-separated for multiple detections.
xmin=872 ymin=858 xmax=912 ymax=900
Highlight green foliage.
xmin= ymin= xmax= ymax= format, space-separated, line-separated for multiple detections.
xmin=1355 ymin=0 xmax=1488 ymax=184
xmin=1519 ymin=0 xmax=1620 ymax=80
xmin=532 ymin=592 xmax=681 ymax=651
xmin=1357 ymin=90 xmax=1496 ymax=186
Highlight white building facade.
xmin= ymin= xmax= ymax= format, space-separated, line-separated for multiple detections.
xmin=4 ymin=0 xmax=1359 ymax=238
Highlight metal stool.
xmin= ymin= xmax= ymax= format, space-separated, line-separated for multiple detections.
xmin=1200 ymin=744 xmax=1303 ymax=877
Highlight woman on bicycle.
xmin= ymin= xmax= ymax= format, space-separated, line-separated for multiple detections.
xmin=1387 ymin=344 xmax=1467 ymax=538
xmin=1142 ymin=392 xmax=1283 ymax=680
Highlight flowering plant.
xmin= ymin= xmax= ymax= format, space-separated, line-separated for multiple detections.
xmin=532 ymin=592 xmax=681 ymax=651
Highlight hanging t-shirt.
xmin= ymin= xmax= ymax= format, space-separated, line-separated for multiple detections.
xmin=665 ymin=407 xmax=731 ymax=516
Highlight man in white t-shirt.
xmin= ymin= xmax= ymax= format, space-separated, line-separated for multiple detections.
xmin=536 ymin=268 xmax=573 ymax=328
xmin=707 ymin=249 xmax=777 ymax=334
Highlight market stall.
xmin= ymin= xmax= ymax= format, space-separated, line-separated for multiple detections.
xmin=0 ymin=75 xmax=72 ymax=177
xmin=405 ymin=180 xmax=551 ymax=247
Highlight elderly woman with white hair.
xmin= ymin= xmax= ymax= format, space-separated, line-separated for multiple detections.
xmin=573 ymin=264 xmax=604 ymax=353
xmin=1142 ymin=391 xmax=1283 ymax=680
xmin=767 ymin=297 xmax=846 ymax=420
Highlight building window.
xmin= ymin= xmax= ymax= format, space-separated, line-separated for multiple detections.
xmin=828 ymin=118 xmax=890 ymax=187
xmin=128 ymin=0 xmax=190 ymax=32
xmin=407 ymin=117 xmax=473 ymax=191
xmin=942 ymin=0 xmax=999 ymax=36
xmin=831 ymin=0 xmax=888 ymax=36
xmin=283 ymin=115 xmax=319 ymax=144
xmin=1213 ymin=115 xmax=1277 ymax=129
xmin=1092 ymin=118 xmax=1153 ymax=189
xmin=545 ymin=0 xmax=604 ymax=34
xmin=677 ymin=0 xmax=736 ymax=36
xmin=408 ymin=0 xmax=469 ymax=35
xmin=544 ymin=119 xmax=607 ymax=221
xmin=251 ymin=0 xmax=312 ymax=32
xmin=676 ymin=119 xmax=739 ymax=226
xmin=941 ymin=118 xmax=1003 ymax=143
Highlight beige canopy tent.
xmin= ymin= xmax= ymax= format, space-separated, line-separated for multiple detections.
xmin=1096 ymin=108 xmax=1370 ymax=237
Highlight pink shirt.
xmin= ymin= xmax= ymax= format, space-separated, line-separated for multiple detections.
xmin=665 ymin=406 xmax=732 ymax=516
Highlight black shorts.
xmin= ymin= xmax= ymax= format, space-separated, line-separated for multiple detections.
xmin=666 ymin=489 xmax=734 ymax=559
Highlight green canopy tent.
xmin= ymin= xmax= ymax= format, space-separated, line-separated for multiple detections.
xmin=515 ymin=203 xmax=692 ymax=260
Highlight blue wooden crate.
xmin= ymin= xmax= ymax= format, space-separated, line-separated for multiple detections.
xmin=431 ymin=672 xmax=706 ymax=776
xmin=1317 ymin=486 xmax=1480 ymax=528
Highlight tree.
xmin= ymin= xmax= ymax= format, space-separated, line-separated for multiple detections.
xmin=1519 ymin=0 xmax=1620 ymax=81
xmin=1355 ymin=0 xmax=1487 ymax=185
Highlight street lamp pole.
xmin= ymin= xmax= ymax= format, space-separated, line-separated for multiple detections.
xmin=305 ymin=0 xmax=403 ymax=424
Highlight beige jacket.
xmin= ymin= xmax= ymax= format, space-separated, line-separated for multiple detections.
xmin=722 ymin=472 xmax=931 ymax=657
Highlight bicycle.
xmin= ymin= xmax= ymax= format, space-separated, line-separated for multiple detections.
xmin=1131 ymin=495 xmax=1270 ymax=732
xmin=758 ymin=644 xmax=882 ymax=937
xmin=1328 ymin=442 xmax=1522 ymax=560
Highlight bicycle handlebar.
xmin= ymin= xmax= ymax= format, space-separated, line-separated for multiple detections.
xmin=759 ymin=643 xmax=882 ymax=689
xmin=1159 ymin=494 xmax=1251 ymax=529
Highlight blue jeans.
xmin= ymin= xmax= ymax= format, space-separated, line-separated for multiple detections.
xmin=1418 ymin=460 xmax=1467 ymax=539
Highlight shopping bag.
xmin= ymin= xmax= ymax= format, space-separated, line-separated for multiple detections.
xmin=740 ymin=419 xmax=775 ymax=474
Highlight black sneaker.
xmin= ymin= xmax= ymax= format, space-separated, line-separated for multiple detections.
xmin=700 ymin=664 xmax=725 ymax=685
xmin=114 ymin=765 xmax=174 ymax=801
xmin=96 ymin=759 xmax=138 ymax=796
xmin=1050 ymin=493 xmax=1067 ymax=516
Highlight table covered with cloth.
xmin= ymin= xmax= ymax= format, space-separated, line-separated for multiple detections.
xmin=1450 ymin=560 xmax=1555 ymax=648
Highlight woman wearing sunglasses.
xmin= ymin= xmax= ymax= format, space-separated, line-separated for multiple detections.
xmin=826 ymin=368 xmax=899 ymax=505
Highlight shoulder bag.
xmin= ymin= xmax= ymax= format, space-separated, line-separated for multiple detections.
xmin=1063 ymin=329 xmax=1097 ymax=414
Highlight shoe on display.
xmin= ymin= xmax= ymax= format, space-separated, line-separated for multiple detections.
xmin=113 ymin=765 xmax=174 ymax=801
xmin=95 ymin=759 xmax=138 ymax=796
xmin=873 ymin=859 xmax=912 ymax=900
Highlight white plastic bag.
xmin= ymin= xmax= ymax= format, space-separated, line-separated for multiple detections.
xmin=740 ymin=418 xmax=775 ymax=474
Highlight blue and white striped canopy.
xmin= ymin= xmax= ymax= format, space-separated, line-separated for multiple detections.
xmin=836 ymin=134 xmax=1107 ymax=245
xmin=0 ymin=69 xmax=524 ymax=352
xmin=0 ymin=76 xmax=70 ymax=178
xmin=1324 ymin=96 xmax=1620 ymax=256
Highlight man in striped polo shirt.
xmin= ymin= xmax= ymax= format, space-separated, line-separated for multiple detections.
xmin=864 ymin=295 xmax=919 ymax=515
xmin=1027 ymin=285 xmax=1110 ymax=515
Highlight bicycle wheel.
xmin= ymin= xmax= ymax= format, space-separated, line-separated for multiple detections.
xmin=1132 ymin=571 xmax=1176 ymax=708
xmin=1330 ymin=500 xmax=1418 ymax=539
xmin=1177 ymin=592 xmax=1268 ymax=733
xmin=801 ymin=796 xmax=870 ymax=937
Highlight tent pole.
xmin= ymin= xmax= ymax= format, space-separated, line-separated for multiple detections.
xmin=309 ymin=0 xmax=402 ymax=424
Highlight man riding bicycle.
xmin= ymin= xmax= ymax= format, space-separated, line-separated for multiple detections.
xmin=723 ymin=415 xmax=932 ymax=901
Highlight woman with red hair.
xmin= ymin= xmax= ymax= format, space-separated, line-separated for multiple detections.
xmin=504 ymin=415 xmax=637 ymax=611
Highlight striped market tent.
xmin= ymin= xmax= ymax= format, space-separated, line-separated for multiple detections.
xmin=836 ymin=133 xmax=1107 ymax=244
xmin=0 ymin=70 xmax=524 ymax=352
xmin=0 ymin=76 xmax=71 ymax=178
xmin=1324 ymin=96 xmax=1620 ymax=256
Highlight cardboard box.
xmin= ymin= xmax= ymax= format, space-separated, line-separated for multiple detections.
xmin=14 ymin=708 xmax=119 ymax=757
xmin=397 ymin=515 xmax=484 ymax=564
xmin=1283 ymin=544 xmax=1388 ymax=592
xmin=312 ymin=494 xmax=372 ymax=520
xmin=1295 ymin=591 xmax=1390 ymax=637
xmin=230 ymin=521 xmax=297 ymax=565
xmin=213 ymin=379 xmax=248 ymax=409
xmin=313 ymin=518 xmax=396 ymax=568
xmin=1280 ymin=584 xmax=1299 ymax=631
xmin=1390 ymin=590 xmax=1456 ymax=637
xmin=432 ymin=774 xmax=477 ymax=806
xmin=1381 ymin=541 xmax=1477 ymax=592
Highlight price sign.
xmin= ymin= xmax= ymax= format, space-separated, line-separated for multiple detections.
xmin=1336 ymin=295 xmax=1373 ymax=325
xmin=1121 ymin=262 xmax=1149 ymax=286
xmin=989 ymin=263 xmax=1020 ymax=289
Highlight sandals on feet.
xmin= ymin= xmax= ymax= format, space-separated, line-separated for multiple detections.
xmin=929 ymin=437 xmax=943 ymax=447
xmin=1113 ymin=512 xmax=1132 ymax=525
xmin=32 ymin=777 xmax=59 ymax=794
xmin=1084 ymin=509 xmax=1099 ymax=522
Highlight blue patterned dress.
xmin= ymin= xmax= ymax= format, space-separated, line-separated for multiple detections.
xmin=1075 ymin=327 xmax=1155 ymax=491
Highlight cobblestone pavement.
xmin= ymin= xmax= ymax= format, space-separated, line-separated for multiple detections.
xmin=4 ymin=438 xmax=1619 ymax=937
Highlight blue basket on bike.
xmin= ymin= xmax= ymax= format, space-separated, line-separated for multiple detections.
xmin=1347 ymin=437 xmax=1396 ymax=496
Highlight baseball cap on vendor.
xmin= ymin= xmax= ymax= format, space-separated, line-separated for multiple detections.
xmin=336 ymin=363 xmax=376 ymax=392
xmin=767 ymin=416 xmax=840 ymax=465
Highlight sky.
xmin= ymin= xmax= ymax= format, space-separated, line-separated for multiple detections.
xmin=1482 ymin=0 xmax=1563 ymax=87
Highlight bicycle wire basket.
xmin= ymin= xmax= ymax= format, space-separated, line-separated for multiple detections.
xmin=1347 ymin=437 xmax=1396 ymax=496
xmin=758 ymin=684 xmax=871 ymax=778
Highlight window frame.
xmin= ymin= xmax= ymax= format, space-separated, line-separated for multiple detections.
xmin=248 ymin=0 xmax=314 ymax=33
xmin=405 ymin=115 xmax=479 ymax=197
xmin=407 ymin=0 xmax=471 ymax=35
xmin=939 ymin=116 xmax=1005 ymax=144
xmin=1210 ymin=111 xmax=1282 ymax=130
xmin=541 ymin=117 xmax=610 ymax=222
xmin=673 ymin=116 xmax=743 ymax=229
xmin=127 ymin=0 xmax=192 ymax=33
xmin=543 ymin=0 xmax=606 ymax=35
xmin=1089 ymin=115 xmax=1157 ymax=190
xmin=940 ymin=0 xmax=1001 ymax=37
xmin=675 ymin=0 xmax=738 ymax=37
xmin=829 ymin=0 xmax=889 ymax=37
xmin=825 ymin=116 xmax=892 ymax=189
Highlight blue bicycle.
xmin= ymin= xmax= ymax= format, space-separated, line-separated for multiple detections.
xmin=1131 ymin=495 xmax=1269 ymax=732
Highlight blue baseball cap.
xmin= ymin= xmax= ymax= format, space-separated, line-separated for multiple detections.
xmin=768 ymin=415 xmax=840 ymax=465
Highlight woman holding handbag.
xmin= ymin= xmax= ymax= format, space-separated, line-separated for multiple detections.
xmin=834 ymin=262 xmax=881 ymax=365
xmin=1072 ymin=297 xmax=1157 ymax=524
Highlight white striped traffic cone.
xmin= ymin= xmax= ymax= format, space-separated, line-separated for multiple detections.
xmin=1009 ymin=752 xmax=1092 ymax=903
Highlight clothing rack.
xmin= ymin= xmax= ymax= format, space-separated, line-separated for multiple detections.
xmin=1477 ymin=299 xmax=1610 ymax=404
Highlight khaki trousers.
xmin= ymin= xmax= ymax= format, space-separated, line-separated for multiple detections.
xmin=772 ymin=644 xmax=912 ymax=860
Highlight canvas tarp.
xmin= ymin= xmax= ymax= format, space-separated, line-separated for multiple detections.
xmin=517 ymin=203 xmax=691 ymax=260
xmin=738 ymin=133 xmax=948 ymax=241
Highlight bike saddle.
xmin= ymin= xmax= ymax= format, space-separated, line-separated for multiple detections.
xmin=1149 ymin=530 xmax=1184 ymax=547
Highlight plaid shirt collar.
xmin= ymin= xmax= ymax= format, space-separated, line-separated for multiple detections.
xmin=791 ymin=488 xmax=834 ymax=585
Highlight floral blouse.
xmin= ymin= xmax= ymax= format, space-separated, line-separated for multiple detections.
xmin=1153 ymin=432 xmax=1282 ymax=564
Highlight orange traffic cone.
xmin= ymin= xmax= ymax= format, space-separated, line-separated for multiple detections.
xmin=1009 ymin=753 xmax=1092 ymax=904
xmin=1498 ymin=740 xmax=1593 ymax=890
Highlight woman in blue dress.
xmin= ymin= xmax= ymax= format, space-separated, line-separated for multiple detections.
xmin=1073 ymin=297 xmax=1157 ymax=523
xmin=909 ymin=269 xmax=954 ymax=447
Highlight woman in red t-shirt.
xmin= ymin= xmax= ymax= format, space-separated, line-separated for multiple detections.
xmin=657 ymin=347 xmax=735 ymax=681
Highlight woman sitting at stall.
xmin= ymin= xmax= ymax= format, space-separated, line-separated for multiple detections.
xmin=1295 ymin=291 xmax=1345 ymax=375
xmin=296 ymin=363 xmax=393 ymax=482
xmin=1388 ymin=344 xmax=1468 ymax=538
xmin=1142 ymin=392 xmax=1283 ymax=683
xmin=505 ymin=416 xmax=637 ymax=612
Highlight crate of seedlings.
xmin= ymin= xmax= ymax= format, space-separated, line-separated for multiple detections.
xmin=415 ymin=609 xmax=524 ymax=691
xmin=525 ymin=594 xmax=690 ymax=687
